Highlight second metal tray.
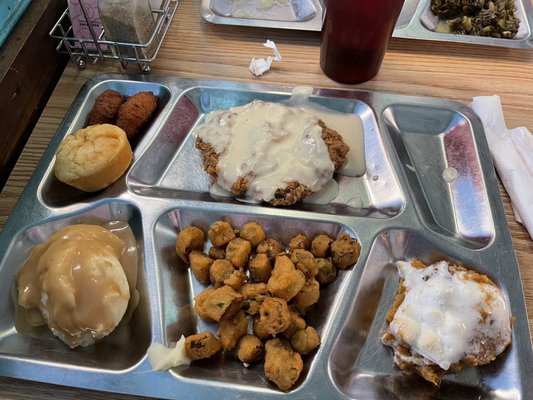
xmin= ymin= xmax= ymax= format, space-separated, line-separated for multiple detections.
xmin=200 ymin=0 xmax=533 ymax=49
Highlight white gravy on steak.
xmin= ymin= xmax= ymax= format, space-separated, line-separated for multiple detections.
xmin=195 ymin=100 xmax=336 ymax=203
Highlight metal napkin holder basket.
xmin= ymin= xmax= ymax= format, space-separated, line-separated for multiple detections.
xmin=49 ymin=0 xmax=178 ymax=73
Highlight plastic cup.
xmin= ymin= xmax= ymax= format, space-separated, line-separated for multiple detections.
xmin=320 ymin=0 xmax=405 ymax=84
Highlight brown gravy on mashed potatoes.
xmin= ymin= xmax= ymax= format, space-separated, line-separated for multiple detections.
xmin=15 ymin=221 xmax=139 ymax=348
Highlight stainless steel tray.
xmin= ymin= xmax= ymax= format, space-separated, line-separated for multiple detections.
xmin=0 ymin=74 xmax=532 ymax=399
xmin=201 ymin=0 xmax=325 ymax=31
xmin=200 ymin=0 xmax=533 ymax=49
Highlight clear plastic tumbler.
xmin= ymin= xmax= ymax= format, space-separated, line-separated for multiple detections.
xmin=320 ymin=0 xmax=405 ymax=84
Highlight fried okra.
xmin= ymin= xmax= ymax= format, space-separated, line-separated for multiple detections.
xmin=209 ymin=246 xmax=225 ymax=260
xmin=237 ymin=334 xmax=264 ymax=364
xmin=293 ymin=278 xmax=320 ymax=313
xmin=253 ymin=315 xmax=272 ymax=341
xmin=193 ymin=287 xmax=216 ymax=321
xmin=209 ymin=259 xmax=235 ymax=287
xmin=241 ymin=283 xmax=269 ymax=315
xmin=176 ymin=220 xmax=360 ymax=392
xmin=331 ymin=233 xmax=361 ymax=269
xmin=189 ymin=251 xmax=213 ymax=284
xmin=185 ymin=332 xmax=222 ymax=360
xmin=208 ymin=221 xmax=236 ymax=247
xmin=248 ymin=253 xmax=272 ymax=283
xmin=239 ymin=221 xmax=266 ymax=248
xmin=244 ymin=301 xmax=261 ymax=317
xmin=290 ymin=249 xmax=318 ymax=279
xmin=258 ymin=297 xmax=291 ymax=335
xmin=291 ymin=326 xmax=320 ymax=355
xmin=288 ymin=234 xmax=307 ymax=252
xmin=225 ymin=238 xmax=251 ymax=269
xmin=176 ymin=226 xmax=205 ymax=263
xmin=282 ymin=307 xmax=306 ymax=339
xmin=257 ymin=238 xmax=285 ymax=261
xmin=224 ymin=269 xmax=247 ymax=291
xmin=315 ymin=257 xmax=336 ymax=285
xmin=310 ymin=234 xmax=333 ymax=258
xmin=267 ymin=255 xmax=305 ymax=301
xmin=217 ymin=310 xmax=248 ymax=351
xmin=264 ymin=338 xmax=303 ymax=391
xmin=194 ymin=285 xmax=244 ymax=322
xmin=241 ymin=282 xmax=269 ymax=300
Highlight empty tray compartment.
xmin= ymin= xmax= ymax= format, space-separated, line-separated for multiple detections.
xmin=382 ymin=104 xmax=495 ymax=248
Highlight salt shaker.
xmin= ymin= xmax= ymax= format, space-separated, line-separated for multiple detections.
xmin=98 ymin=0 xmax=156 ymax=56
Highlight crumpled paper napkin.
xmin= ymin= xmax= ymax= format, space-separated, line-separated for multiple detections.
xmin=470 ymin=95 xmax=533 ymax=240
xmin=249 ymin=40 xmax=282 ymax=76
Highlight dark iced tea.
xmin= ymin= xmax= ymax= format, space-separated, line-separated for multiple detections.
xmin=320 ymin=0 xmax=405 ymax=84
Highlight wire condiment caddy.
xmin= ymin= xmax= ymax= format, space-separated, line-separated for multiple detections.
xmin=49 ymin=0 xmax=178 ymax=73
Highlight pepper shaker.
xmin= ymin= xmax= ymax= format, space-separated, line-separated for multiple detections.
xmin=98 ymin=0 xmax=156 ymax=57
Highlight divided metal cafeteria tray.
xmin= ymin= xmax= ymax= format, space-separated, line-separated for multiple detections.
xmin=0 ymin=74 xmax=532 ymax=399
xmin=200 ymin=0 xmax=533 ymax=49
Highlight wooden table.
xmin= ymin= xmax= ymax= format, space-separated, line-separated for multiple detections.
xmin=1 ymin=1 xmax=532 ymax=398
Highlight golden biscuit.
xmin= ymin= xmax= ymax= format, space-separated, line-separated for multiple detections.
xmin=54 ymin=124 xmax=133 ymax=192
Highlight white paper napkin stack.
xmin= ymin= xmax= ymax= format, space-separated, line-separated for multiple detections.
xmin=470 ymin=95 xmax=533 ymax=240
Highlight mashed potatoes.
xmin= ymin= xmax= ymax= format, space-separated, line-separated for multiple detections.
xmin=17 ymin=224 xmax=136 ymax=348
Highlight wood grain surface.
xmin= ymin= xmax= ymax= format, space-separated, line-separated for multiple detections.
xmin=1 ymin=0 xmax=532 ymax=398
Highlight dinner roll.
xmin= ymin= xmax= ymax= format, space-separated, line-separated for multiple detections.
xmin=54 ymin=124 xmax=133 ymax=192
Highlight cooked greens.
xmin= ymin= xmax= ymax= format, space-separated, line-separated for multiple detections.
xmin=431 ymin=0 xmax=520 ymax=38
